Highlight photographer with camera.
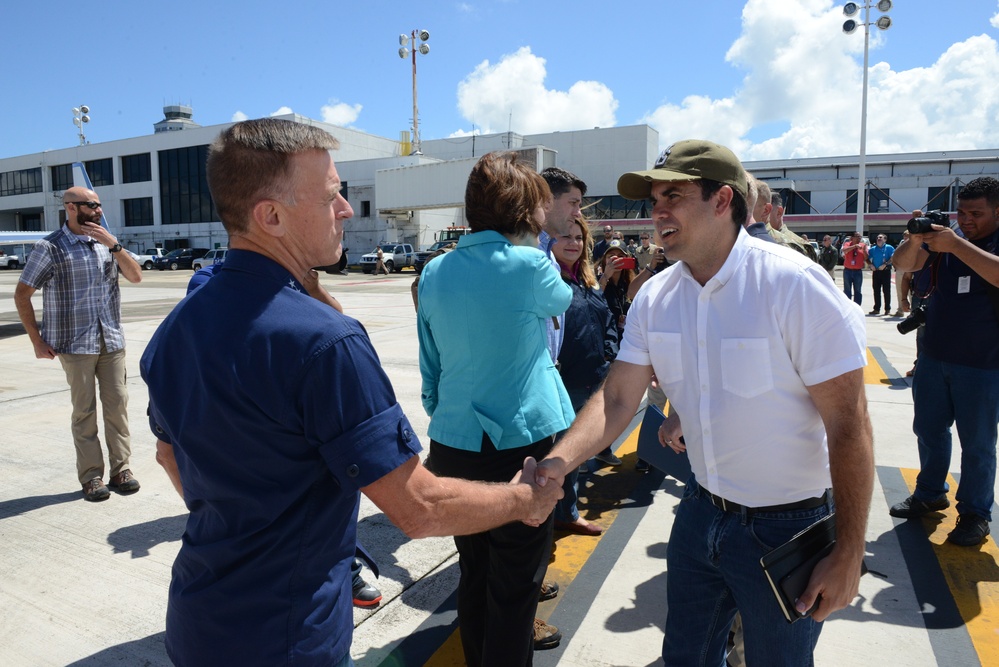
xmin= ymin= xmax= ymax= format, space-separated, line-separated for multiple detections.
xmin=888 ymin=177 xmax=999 ymax=546
xmin=841 ymin=231 xmax=869 ymax=305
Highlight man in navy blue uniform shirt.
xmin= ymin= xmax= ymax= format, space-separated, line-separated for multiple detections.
xmin=141 ymin=119 xmax=561 ymax=667
xmin=889 ymin=177 xmax=999 ymax=547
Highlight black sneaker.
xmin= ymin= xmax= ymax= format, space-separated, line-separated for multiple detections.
xmin=539 ymin=580 xmax=559 ymax=601
xmin=889 ymin=494 xmax=949 ymax=518
xmin=635 ymin=459 xmax=650 ymax=473
xmin=594 ymin=450 xmax=622 ymax=467
xmin=352 ymin=577 xmax=382 ymax=608
xmin=947 ymin=513 xmax=991 ymax=546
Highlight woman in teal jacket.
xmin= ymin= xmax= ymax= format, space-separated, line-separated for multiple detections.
xmin=417 ymin=151 xmax=573 ymax=667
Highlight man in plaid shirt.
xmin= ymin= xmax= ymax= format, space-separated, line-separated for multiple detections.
xmin=14 ymin=186 xmax=144 ymax=501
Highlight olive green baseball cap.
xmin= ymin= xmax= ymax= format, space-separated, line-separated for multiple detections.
xmin=617 ymin=139 xmax=748 ymax=202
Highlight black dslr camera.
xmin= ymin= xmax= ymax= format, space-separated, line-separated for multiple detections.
xmin=907 ymin=210 xmax=949 ymax=234
xmin=896 ymin=305 xmax=927 ymax=335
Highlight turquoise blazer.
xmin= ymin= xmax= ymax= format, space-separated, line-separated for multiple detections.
xmin=417 ymin=230 xmax=575 ymax=451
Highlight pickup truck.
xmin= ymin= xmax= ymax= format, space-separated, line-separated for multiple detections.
xmin=359 ymin=244 xmax=415 ymax=274
xmin=414 ymin=240 xmax=457 ymax=274
xmin=192 ymin=248 xmax=228 ymax=271
xmin=413 ymin=227 xmax=470 ymax=273
xmin=134 ymin=248 xmax=167 ymax=270
xmin=1 ymin=250 xmax=21 ymax=269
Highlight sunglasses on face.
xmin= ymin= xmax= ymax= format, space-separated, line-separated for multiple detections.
xmin=70 ymin=201 xmax=102 ymax=210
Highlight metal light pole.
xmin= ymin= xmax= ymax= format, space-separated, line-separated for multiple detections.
xmin=843 ymin=1 xmax=893 ymax=234
xmin=398 ymin=29 xmax=430 ymax=155
xmin=72 ymin=105 xmax=91 ymax=145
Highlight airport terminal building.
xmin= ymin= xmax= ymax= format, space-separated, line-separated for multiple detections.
xmin=1 ymin=105 xmax=996 ymax=254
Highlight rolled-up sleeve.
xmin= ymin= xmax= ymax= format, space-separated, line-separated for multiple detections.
xmin=303 ymin=331 xmax=422 ymax=490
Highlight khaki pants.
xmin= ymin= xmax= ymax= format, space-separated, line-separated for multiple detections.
xmin=59 ymin=342 xmax=131 ymax=484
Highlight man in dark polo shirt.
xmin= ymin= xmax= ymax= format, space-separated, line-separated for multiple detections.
xmin=141 ymin=118 xmax=561 ymax=667
xmin=889 ymin=176 xmax=999 ymax=546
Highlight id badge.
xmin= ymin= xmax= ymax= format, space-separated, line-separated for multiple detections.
xmin=958 ymin=276 xmax=971 ymax=294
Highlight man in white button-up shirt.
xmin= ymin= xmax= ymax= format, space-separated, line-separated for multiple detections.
xmin=536 ymin=140 xmax=873 ymax=666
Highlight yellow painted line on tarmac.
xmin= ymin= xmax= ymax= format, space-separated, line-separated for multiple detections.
xmin=899 ymin=468 xmax=999 ymax=665
xmin=864 ymin=348 xmax=890 ymax=385
xmin=544 ymin=426 xmax=640 ymax=584
xmin=423 ymin=424 xmax=643 ymax=666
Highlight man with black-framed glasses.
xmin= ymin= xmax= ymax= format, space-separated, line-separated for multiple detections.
xmin=14 ymin=186 xmax=143 ymax=502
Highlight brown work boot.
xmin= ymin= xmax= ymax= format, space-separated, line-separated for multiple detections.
xmin=82 ymin=478 xmax=110 ymax=502
xmin=533 ymin=618 xmax=561 ymax=650
xmin=108 ymin=469 xmax=140 ymax=494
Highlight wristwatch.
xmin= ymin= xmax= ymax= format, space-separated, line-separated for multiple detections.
xmin=109 ymin=243 xmax=122 ymax=253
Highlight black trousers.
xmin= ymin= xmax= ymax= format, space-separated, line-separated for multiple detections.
xmin=872 ymin=269 xmax=892 ymax=311
xmin=430 ymin=434 xmax=555 ymax=667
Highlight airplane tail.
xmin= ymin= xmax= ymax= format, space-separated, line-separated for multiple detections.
xmin=71 ymin=162 xmax=109 ymax=230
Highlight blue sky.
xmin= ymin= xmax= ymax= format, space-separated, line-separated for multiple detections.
xmin=6 ymin=0 xmax=999 ymax=161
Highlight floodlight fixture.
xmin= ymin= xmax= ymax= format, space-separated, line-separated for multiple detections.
xmin=72 ymin=104 xmax=91 ymax=145
xmin=396 ymin=29 xmax=432 ymax=155
xmin=840 ymin=1 xmax=894 ymax=233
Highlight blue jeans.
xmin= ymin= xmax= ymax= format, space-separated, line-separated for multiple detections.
xmin=912 ymin=355 xmax=999 ymax=520
xmin=555 ymin=388 xmax=597 ymax=523
xmin=555 ymin=464 xmax=581 ymax=522
xmin=842 ymin=268 xmax=863 ymax=305
xmin=664 ymin=480 xmax=830 ymax=666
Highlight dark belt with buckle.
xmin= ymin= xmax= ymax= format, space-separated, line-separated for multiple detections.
xmin=698 ymin=484 xmax=829 ymax=516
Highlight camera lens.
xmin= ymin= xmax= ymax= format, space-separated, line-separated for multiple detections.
xmin=896 ymin=307 xmax=927 ymax=335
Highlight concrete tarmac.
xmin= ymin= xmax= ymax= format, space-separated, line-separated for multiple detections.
xmin=0 ymin=266 xmax=996 ymax=666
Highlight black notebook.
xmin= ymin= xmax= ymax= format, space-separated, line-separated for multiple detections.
xmin=759 ymin=512 xmax=837 ymax=623
xmin=636 ymin=404 xmax=691 ymax=482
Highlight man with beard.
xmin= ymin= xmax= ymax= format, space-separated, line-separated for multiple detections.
xmin=15 ymin=187 xmax=143 ymax=501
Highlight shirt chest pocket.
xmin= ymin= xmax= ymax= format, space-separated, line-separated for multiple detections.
xmin=648 ymin=331 xmax=683 ymax=386
xmin=720 ymin=338 xmax=773 ymax=399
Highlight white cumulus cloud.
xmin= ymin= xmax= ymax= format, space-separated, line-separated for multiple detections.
xmin=321 ymin=100 xmax=363 ymax=127
xmin=640 ymin=0 xmax=999 ymax=159
xmin=456 ymin=46 xmax=618 ymax=135
xmin=270 ymin=106 xmax=294 ymax=116
xmin=231 ymin=110 xmax=249 ymax=122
